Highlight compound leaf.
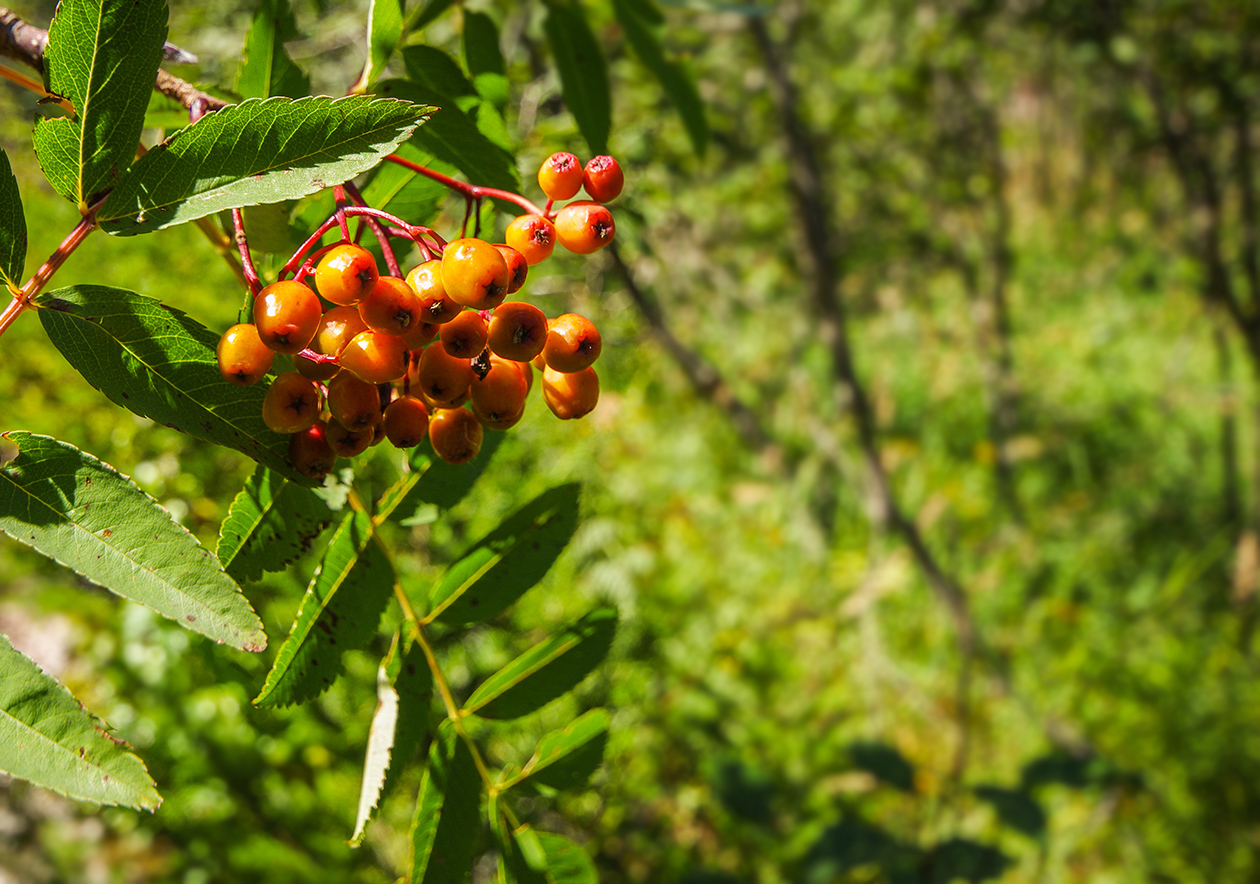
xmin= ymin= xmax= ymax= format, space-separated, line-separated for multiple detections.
xmin=32 ymin=0 xmax=167 ymax=208
xmin=357 ymin=0 xmax=406 ymax=90
xmin=0 ymin=633 xmax=159 ymax=809
xmin=35 ymin=286 xmax=309 ymax=484
xmin=237 ymin=0 xmax=310 ymax=100
xmin=99 ymin=96 xmax=431 ymax=235
xmin=426 ymin=483 xmax=580 ymax=625
xmin=464 ymin=608 xmax=617 ymax=720
xmin=0 ymin=147 xmax=26 ymax=289
xmin=542 ymin=0 xmax=610 ymax=155
xmin=353 ymin=631 xmax=433 ymax=844
xmin=506 ymin=709 xmax=610 ymax=792
xmin=217 ymin=465 xmax=333 ymax=582
xmin=255 ymin=509 xmax=395 ymax=707
xmin=410 ymin=721 xmax=482 ymax=884
xmin=612 ymin=0 xmax=708 ymax=156
xmin=0 ymin=432 xmax=266 ymax=650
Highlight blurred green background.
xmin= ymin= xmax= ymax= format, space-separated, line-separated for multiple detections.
xmin=3 ymin=0 xmax=1260 ymax=881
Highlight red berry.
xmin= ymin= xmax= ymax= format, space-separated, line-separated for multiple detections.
xmin=538 ymin=152 xmax=583 ymax=200
xmin=493 ymin=244 xmax=529 ymax=294
xmin=505 ymin=215 xmax=556 ymax=266
xmin=315 ymin=243 xmax=379 ymax=307
xmin=582 ymin=155 xmax=624 ymax=203
xmin=254 ymin=281 xmax=322 ymax=354
xmin=217 ymin=323 xmax=274 ymax=386
xmin=555 ymin=201 xmax=615 ymax=255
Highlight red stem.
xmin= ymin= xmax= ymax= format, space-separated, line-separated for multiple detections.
xmin=332 ymin=184 xmax=351 ymax=241
xmin=0 ymin=212 xmax=98 ymax=340
xmin=383 ymin=154 xmax=548 ymax=217
xmin=232 ymin=208 xmax=263 ymax=297
xmin=344 ymin=181 xmax=402 ymax=277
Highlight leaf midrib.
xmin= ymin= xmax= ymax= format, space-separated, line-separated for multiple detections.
xmin=463 ymin=629 xmax=585 ymax=715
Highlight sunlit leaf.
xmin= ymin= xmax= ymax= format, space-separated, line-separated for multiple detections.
xmin=237 ymin=0 xmax=310 ymax=100
xmin=464 ymin=608 xmax=617 ymax=720
xmin=357 ymin=0 xmax=406 ymax=90
xmin=0 ymin=433 xmax=266 ymax=650
xmin=35 ymin=286 xmax=308 ymax=484
xmin=0 ymin=634 xmax=159 ymax=809
xmin=506 ymin=709 xmax=609 ymax=791
xmin=217 ymin=466 xmax=333 ymax=583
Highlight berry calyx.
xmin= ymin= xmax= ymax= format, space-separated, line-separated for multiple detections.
xmin=406 ymin=260 xmax=462 ymax=324
xmin=487 ymin=301 xmax=548 ymax=362
xmin=340 ymin=330 xmax=409 ymax=384
xmin=504 ymin=215 xmax=556 ymax=266
xmin=538 ymin=152 xmax=583 ymax=200
xmin=542 ymin=365 xmax=599 ymax=420
xmin=582 ymin=155 xmax=624 ymax=203
xmin=290 ymin=420 xmax=336 ymax=478
xmin=555 ymin=201 xmax=616 ymax=255
xmin=359 ymin=275 xmax=423 ymax=335
xmin=429 ymin=407 xmax=484 ymax=464
xmin=217 ymin=323 xmax=274 ymax=386
xmin=262 ymin=372 xmax=322 ymax=434
xmin=542 ymin=313 xmax=602 ymax=373
xmin=440 ymin=310 xmax=489 ymax=359
xmin=383 ymin=396 xmax=430 ymax=448
xmin=493 ymin=244 xmax=529 ymax=294
xmin=315 ymin=243 xmax=379 ymax=307
xmin=441 ymin=238 xmax=510 ymax=310
xmin=254 ymin=280 xmax=322 ymax=354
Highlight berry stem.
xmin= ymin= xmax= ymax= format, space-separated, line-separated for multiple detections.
xmin=0 ymin=211 xmax=97 ymax=339
xmin=296 ymin=347 xmax=339 ymax=366
xmin=231 ymin=208 xmax=263 ymax=297
xmin=383 ymin=153 xmax=548 ymax=217
xmin=343 ymin=181 xmax=402 ymax=277
xmin=332 ymin=184 xmax=352 ymax=241
xmin=282 ymin=217 xmax=342 ymax=277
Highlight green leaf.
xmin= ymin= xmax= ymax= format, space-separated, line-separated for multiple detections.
xmin=402 ymin=45 xmax=479 ymax=100
xmin=0 ymin=633 xmax=159 ymax=809
xmin=426 ymin=483 xmax=579 ymax=624
xmin=217 ymin=466 xmax=333 ymax=583
xmin=506 ymin=709 xmax=609 ymax=791
xmin=241 ymin=201 xmax=300 ymax=255
xmin=358 ymin=142 xmax=452 ymax=235
xmin=408 ymin=0 xmax=455 ymax=33
xmin=494 ymin=816 xmax=547 ymax=884
xmin=144 ymin=83 xmax=241 ymax=131
xmin=33 ymin=0 xmax=167 ymax=207
xmin=0 ymin=147 xmax=25 ymax=290
xmin=35 ymin=286 xmax=309 ymax=484
xmin=612 ymin=0 xmax=708 ymax=156
xmin=357 ymin=0 xmax=406 ymax=90
xmin=376 ymin=77 xmax=519 ymax=192
xmin=237 ymin=0 xmax=310 ymax=100
xmin=254 ymin=509 xmax=395 ymax=707
xmin=353 ymin=631 xmax=433 ymax=844
xmin=534 ymin=832 xmax=598 ymax=884
xmin=463 ymin=11 xmax=508 ymax=108
xmin=0 ymin=432 xmax=266 ymax=650
xmin=410 ymin=721 xmax=482 ymax=884
xmin=378 ymin=430 xmax=504 ymax=525
xmin=463 ymin=608 xmax=617 ymax=720
xmin=542 ymin=0 xmax=611 ymax=155
xmin=98 ymin=96 xmax=432 ymax=235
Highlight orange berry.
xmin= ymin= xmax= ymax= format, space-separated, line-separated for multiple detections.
xmin=542 ymin=365 xmax=599 ymax=419
xmin=555 ymin=201 xmax=615 ymax=255
xmin=415 ymin=344 xmax=476 ymax=406
xmin=327 ymin=421 xmax=374 ymax=458
xmin=217 ymin=323 xmax=274 ymax=386
xmin=293 ymin=350 xmax=340 ymax=381
xmin=262 ymin=372 xmax=321 ymax=434
xmin=340 ymin=330 xmax=409 ymax=384
xmin=405 ymin=260 xmax=462 ymax=324
xmin=441 ymin=238 xmax=509 ymax=310
xmin=429 ymin=407 xmax=484 ymax=464
xmin=470 ymin=356 xmax=529 ymax=430
xmin=505 ymin=214 xmax=556 ymax=266
xmin=254 ymin=281 xmax=322 ymax=354
xmin=542 ymin=313 xmax=602 ymax=373
xmin=537 ymin=151 xmax=583 ymax=200
xmin=315 ymin=243 xmax=379 ymax=307
xmin=383 ymin=396 xmax=430 ymax=448
xmin=440 ymin=310 xmax=489 ymax=359
xmin=327 ymin=372 xmax=382 ymax=431
xmin=582 ymin=155 xmax=624 ymax=203
xmin=314 ymin=306 xmax=369 ymax=357
xmin=401 ymin=320 xmax=439 ymax=349
xmin=290 ymin=420 xmax=336 ymax=478
xmin=359 ymin=275 xmax=423 ymax=335
xmin=487 ymin=301 xmax=547 ymax=362
xmin=493 ymin=244 xmax=528 ymax=294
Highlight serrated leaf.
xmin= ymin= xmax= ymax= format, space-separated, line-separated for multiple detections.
xmin=612 ymin=0 xmax=708 ymax=156
xmin=464 ymin=11 xmax=508 ymax=108
xmin=359 ymin=142 xmax=451 ymax=234
xmin=357 ymin=0 xmax=406 ymax=90
xmin=237 ymin=0 xmax=310 ymax=100
xmin=0 ymin=147 xmax=25 ymax=289
xmin=255 ymin=509 xmax=395 ymax=706
xmin=376 ymin=77 xmax=519 ymax=193
xmin=217 ymin=466 xmax=333 ymax=582
xmin=0 ymin=432 xmax=266 ymax=650
xmin=505 ymin=709 xmax=609 ymax=792
xmin=33 ymin=0 xmax=167 ymax=207
xmin=542 ymin=0 xmax=611 ymax=155
xmin=35 ymin=286 xmax=309 ymax=484
xmin=353 ymin=631 xmax=433 ymax=844
xmin=426 ymin=483 xmax=580 ymax=625
xmin=378 ymin=430 xmax=504 ymax=525
xmin=463 ymin=608 xmax=617 ymax=720
xmin=0 ymin=633 xmax=159 ymax=809
xmin=144 ymin=83 xmax=241 ymax=132
xmin=410 ymin=722 xmax=482 ymax=884
xmin=98 ymin=96 xmax=431 ymax=235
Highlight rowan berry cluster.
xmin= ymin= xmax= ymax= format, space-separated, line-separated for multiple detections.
xmin=215 ymin=153 xmax=622 ymax=479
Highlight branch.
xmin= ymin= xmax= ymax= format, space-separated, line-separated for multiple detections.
xmin=0 ymin=7 xmax=228 ymax=114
